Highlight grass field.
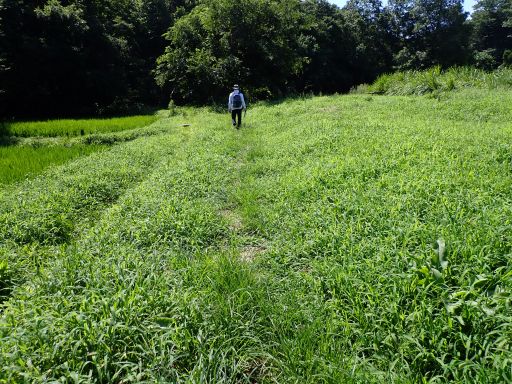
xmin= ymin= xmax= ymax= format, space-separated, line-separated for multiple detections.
xmin=0 ymin=87 xmax=511 ymax=382
xmin=1 ymin=115 xmax=159 ymax=137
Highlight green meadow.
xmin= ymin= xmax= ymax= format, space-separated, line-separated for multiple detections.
xmin=1 ymin=85 xmax=511 ymax=382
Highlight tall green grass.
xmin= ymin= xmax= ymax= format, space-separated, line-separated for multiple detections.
xmin=0 ymin=145 xmax=105 ymax=185
xmin=0 ymin=113 xmax=168 ymax=186
xmin=1 ymin=115 xmax=159 ymax=137
xmin=1 ymin=90 xmax=511 ymax=382
xmin=368 ymin=66 xmax=512 ymax=95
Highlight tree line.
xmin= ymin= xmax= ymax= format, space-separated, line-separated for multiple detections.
xmin=0 ymin=0 xmax=510 ymax=119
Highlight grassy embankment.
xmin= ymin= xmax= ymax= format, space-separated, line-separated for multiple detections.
xmin=0 ymin=71 xmax=511 ymax=382
xmin=367 ymin=66 xmax=512 ymax=95
xmin=0 ymin=115 xmax=162 ymax=185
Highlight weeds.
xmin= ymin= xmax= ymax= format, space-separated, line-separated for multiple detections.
xmin=1 ymin=88 xmax=511 ymax=382
xmin=368 ymin=67 xmax=512 ymax=95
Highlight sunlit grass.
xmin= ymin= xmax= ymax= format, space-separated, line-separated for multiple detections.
xmin=0 ymin=88 xmax=511 ymax=382
xmin=2 ymin=115 xmax=160 ymax=137
xmin=368 ymin=66 xmax=512 ymax=95
xmin=0 ymin=145 xmax=106 ymax=185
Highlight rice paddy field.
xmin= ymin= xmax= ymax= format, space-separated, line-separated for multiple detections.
xmin=0 ymin=114 xmax=166 ymax=186
xmin=0 ymin=145 xmax=106 ymax=185
xmin=0 ymin=85 xmax=511 ymax=382
xmin=1 ymin=115 xmax=159 ymax=138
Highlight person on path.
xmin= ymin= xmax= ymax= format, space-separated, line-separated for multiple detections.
xmin=228 ymin=84 xmax=246 ymax=128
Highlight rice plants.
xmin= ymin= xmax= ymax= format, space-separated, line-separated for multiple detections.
xmin=1 ymin=89 xmax=511 ymax=383
xmin=0 ymin=145 xmax=105 ymax=185
xmin=3 ymin=115 xmax=160 ymax=138
xmin=0 ymin=113 xmax=166 ymax=185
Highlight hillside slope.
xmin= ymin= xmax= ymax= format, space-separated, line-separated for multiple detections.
xmin=1 ymin=90 xmax=511 ymax=383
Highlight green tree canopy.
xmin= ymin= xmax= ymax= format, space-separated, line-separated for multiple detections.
xmin=0 ymin=0 xmax=506 ymax=117
xmin=155 ymin=0 xmax=311 ymax=104
xmin=0 ymin=0 xmax=184 ymax=117
xmin=387 ymin=0 xmax=469 ymax=69
xmin=342 ymin=0 xmax=394 ymax=82
xmin=471 ymin=0 xmax=512 ymax=68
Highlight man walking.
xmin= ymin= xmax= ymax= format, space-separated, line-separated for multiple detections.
xmin=228 ymin=84 xmax=246 ymax=128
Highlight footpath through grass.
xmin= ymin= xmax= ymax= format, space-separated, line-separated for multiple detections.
xmin=1 ymin=89 xmax=511 ymax=383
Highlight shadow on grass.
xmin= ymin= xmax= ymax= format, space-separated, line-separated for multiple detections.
xmin=0 ymin=121 xmax=17 ymax=146
xmin=0 ymin=286 xmax=13 ymax=306
xmin=0 ymin=136 xmax=19 ymax=147
xmin=0 ymin=264 xmax=13 ymax=307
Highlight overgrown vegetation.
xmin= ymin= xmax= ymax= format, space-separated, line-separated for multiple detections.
xmin=1 ymin=85 xmax=511 ymax=382
xmin=368 ymin=66 xmax=512 ymax=95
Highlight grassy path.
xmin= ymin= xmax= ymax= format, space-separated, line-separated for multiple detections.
xmin=1 ymin=91 xmax=512 ymax=383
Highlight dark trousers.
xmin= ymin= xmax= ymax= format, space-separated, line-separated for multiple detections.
xmin=231 ymin=108 xmax=242 ymax=127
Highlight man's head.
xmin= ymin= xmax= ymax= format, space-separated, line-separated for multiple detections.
xmin=233 ymin=84 xmax=239 ymax=90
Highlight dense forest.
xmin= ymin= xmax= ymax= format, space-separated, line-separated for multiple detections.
xmin=0 ymin=0 xmax=511 ymax=118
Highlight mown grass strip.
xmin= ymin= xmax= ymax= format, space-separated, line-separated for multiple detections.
xmin=0 ymin=110 xmax=272 ymax=383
